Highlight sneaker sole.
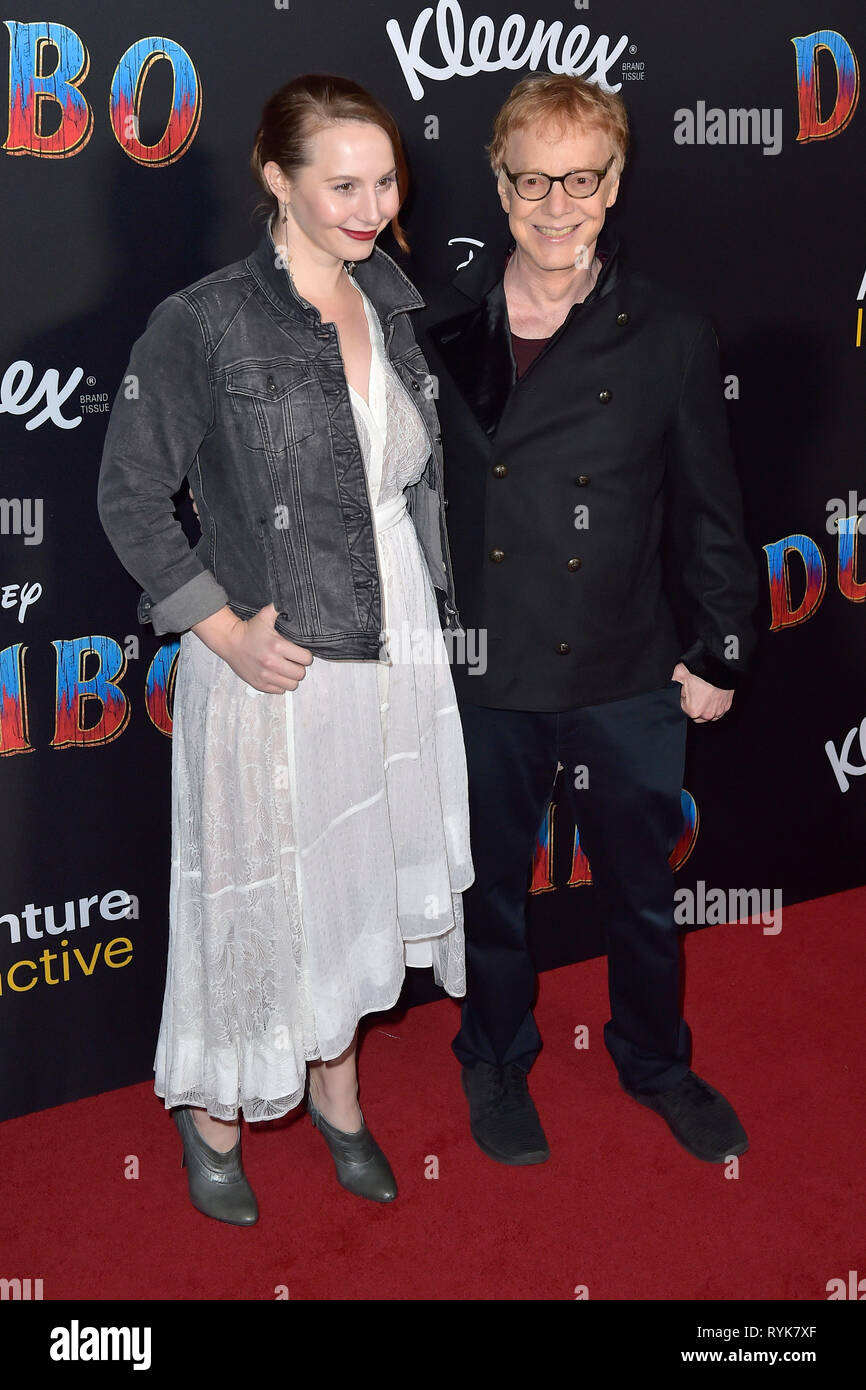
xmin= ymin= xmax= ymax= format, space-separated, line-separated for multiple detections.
xmin=469 ymin=1127 xmax=550 ymax=1166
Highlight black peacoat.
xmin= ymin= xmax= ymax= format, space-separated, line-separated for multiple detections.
xmin=412 ymin=232 xmax=759 ymax=712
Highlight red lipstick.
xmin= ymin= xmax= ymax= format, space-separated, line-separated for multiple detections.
xmin=340 ymin=228 xmax=377 ymax=241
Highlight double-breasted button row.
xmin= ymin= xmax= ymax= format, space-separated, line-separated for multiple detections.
xmin=477 ymin=313 xmax=633 ymax=656
xmin=487 ymin=550 xmax=581 ymax=571
xmin=591 ymin=315 xmax=626 ymax=420
xmin=599 ymin=305 xmax=627 ymax=398
xmin=493 ymin=466 xmax=589 ymax=484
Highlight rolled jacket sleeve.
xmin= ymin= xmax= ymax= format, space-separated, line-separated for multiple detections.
xmin=97 ymin=293 xmax=229 ymax=635
xmin=664 ymin=317 xmax=758 ymax=688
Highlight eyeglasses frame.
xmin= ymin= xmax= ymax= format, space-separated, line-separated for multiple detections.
xmin=501 ymin=154 xmax=616 ymax=200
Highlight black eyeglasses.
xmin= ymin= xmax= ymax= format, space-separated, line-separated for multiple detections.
xmin=502 ymin=156 xmax=615 ymax=200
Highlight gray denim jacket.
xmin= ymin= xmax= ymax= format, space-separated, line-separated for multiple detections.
xmin=97 ymin=222 xmax=460 ymax=657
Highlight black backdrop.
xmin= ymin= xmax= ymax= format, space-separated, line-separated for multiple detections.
xmin=1 ymin=1 xmax=864 ymax=1122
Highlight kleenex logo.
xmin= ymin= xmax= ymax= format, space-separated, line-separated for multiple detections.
xmin=386 ymin=2 xmax=629 ymax=100
xmin=0 ymin=360 xmax=83 ymax=430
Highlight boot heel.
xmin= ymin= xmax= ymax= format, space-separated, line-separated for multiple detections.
xmin=306 ymin=1089 xmax=397 ymax=1203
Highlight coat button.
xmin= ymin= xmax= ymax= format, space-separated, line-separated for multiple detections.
xmin=575 ymin=474 xmax=590 ymax=486
xmin=616 ymin=312 xmax=629 ymax=326
xmin=411 ymin=380 xmax=421 ymax=391
xmin=489 ymin=548 xmax=505 ymax=563
xmin=492 ymin=463 xmax=508 ymax=478
xmin=435 ymin=432 xmax=442 ymax=444
xmin=567 ymin=557 xmax=582 ymax=571
xmin=555 ymin=642 xmax=570 ymax=655
xmin=443 ymin=498 xmax=450 ymax=509
xmin=598 ymin=389 xmax=612 ymax=404
xmin=267 ymin=376 xmax=276 ymax=393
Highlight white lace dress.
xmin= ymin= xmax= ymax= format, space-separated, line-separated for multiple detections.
xmin=153 ymin=279 xmax=473 ymax=1122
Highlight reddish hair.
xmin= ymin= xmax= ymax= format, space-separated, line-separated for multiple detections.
xmin=251 ymin=73 xmax=410 ymax=253
xmin=488 ymin=73 xmax=629 ymax=178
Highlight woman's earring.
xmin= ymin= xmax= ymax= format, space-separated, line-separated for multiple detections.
xmin=277 ymin=201 xmax=293 ymax=280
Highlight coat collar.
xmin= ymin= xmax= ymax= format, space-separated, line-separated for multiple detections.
xmin=427 ymin=227 xmax=622 ymax=440
xmin=447 ymin=224 xmax=621 ymax=309
xmin=247 ymin=218 xmax=424 ymax=330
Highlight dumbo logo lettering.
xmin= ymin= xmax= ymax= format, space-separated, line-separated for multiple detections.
xmin=386 ymin=2 xmax=629 ymax=101
xmin=3 ymin=21 xmax=201 ymax=164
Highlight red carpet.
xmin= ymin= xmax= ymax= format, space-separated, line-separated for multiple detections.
xmin=2 ymin=886 xmax=864 ymax=1301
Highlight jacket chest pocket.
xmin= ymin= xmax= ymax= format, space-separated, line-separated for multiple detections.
xmin=392 ymin=345 xmax=433 ymax=398
xmin=225 ymin=363 xmax=319 ymax=453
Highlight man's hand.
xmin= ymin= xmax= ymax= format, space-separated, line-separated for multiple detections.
xmin=671 ymin=662 xmax=733 ymax=723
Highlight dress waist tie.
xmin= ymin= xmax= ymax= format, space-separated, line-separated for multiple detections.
xmin=372 ymin=492 xmax=408 ymax=532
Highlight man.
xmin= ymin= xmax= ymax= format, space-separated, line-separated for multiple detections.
xmin=414 ymin=74 xmax=758 ymax=1166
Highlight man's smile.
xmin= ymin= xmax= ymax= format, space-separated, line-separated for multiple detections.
xmin=532 ymin=224 xmax=582 ymax=239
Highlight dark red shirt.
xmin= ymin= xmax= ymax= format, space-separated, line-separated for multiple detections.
xmin=511 ymin=333 xmax=549 ymax=377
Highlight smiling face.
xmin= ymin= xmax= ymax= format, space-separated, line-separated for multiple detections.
xmin=264 ymin=120 xmax=401 ymax=265
xmin=497 ymin=121 xmax=620 ymax=274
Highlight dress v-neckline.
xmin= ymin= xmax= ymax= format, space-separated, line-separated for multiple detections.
xmin=346 ymin=278 xmax=378 ymax=416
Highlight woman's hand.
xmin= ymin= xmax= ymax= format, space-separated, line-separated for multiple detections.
xmin=192 ymin=603 xmax=313 ymax=692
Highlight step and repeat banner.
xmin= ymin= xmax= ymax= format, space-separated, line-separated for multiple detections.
xmin=0 ymin=2 xmax=863 ymax=1120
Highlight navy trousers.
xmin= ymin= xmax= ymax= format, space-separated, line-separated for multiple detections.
xmin=452 ymin=682 xmax=693 ymax=1093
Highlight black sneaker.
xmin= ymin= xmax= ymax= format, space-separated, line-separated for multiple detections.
xmin=461 ymin=1062 xmax=550 ymax=1165
xmin=621 ymin=1069 xmax=749 ymax=1163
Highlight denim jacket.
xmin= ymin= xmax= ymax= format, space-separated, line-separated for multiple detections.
xmin=97 ymin=222 xmax=461 ymax=657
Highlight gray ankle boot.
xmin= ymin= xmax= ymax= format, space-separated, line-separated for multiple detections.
xmin=173 ymin=1106 xmax=259 ymax=1225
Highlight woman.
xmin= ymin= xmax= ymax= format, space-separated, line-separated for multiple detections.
xmin=97 ymin=74 xmax=473 ymax=1224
